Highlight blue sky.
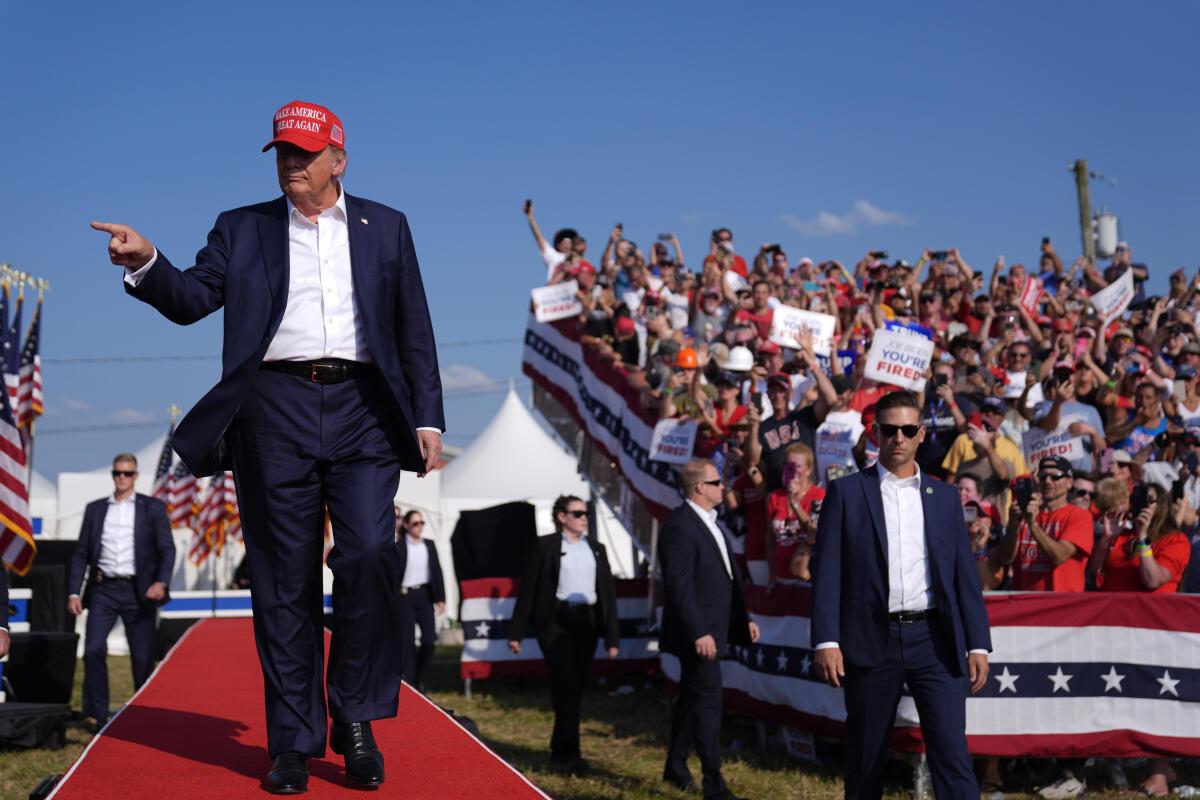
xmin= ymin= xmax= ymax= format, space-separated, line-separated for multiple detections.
xmin=3 ymin=1 xmax=1198 ymax=478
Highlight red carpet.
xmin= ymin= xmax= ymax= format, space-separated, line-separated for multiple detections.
xmin=48 ymin=619 xmax=549 ymax=800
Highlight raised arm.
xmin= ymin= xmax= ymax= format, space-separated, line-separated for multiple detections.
xmin=523 ymin=199 xmax=549 ymax=253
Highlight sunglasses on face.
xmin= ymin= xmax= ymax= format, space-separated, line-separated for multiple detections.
xmin=1039 ymin=472 xmax=1068 ymax=481
xmin=1069 ymin=487 xmax=1095 ymax=500
xmin=111 ymin=470 xmax=136 ymax=478
xmin=566 ymin=510 xmax=588 ymax=519
xmin=877 ymin=423 xmax=921 ymax=439
xmin=701 ymin=479 xmax=724 ymax=487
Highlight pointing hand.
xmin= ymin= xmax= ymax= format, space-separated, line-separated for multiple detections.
xmin=90 ymin=221 xmax=155 ymax=270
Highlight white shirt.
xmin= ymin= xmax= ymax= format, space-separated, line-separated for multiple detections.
xmin=401 ymin=537 xmax=430 ymax=588
xmin=98 ymin=494 xmax=137 ymax=577
xmin=686 ymin=500 xmax=733 ymax=579
xmin=879 ymin=464 xmax=934 ymax=614
xmin=556 ymin=535 xmax=597 ymax=604
xmin=541 ymin=241 xmax=567 ymax=282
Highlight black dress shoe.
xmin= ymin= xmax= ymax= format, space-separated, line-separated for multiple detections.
xmin=663 ymin=775 xmax=700 ymax=794
xmin=264 ymin=751 xmax=309 ymax=795
xmin=330 ymin=721 xmax=385 ymax=787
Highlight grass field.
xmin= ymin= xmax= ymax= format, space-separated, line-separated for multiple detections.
xmin=0 ymin=645 xmax=1193 ymax=799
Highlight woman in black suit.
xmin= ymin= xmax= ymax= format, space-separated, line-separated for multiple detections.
xmin=507 ymin=495 xmax=620 ymax=773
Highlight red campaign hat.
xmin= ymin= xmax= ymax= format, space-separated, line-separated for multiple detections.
xmin=758 ymin=340 xmax=781 ymax=355
xmin=569 ymin=260 xmax=596 ymax=276
xmin=262 ymin=100 xmax=345 ymax=153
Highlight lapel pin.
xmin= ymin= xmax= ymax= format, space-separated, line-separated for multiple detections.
xmin=925 ymin=487 xmax=933 ymax=495
xmin=360 ymin=217 xmax=369 ymax=225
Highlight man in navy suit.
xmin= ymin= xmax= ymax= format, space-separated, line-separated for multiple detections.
xmin=812 ymin=390 xmax=991 ymax=800
xmin=67 ymin=453 xmax=175 ymax=727
xmin=91 ymin=100 xmax=445 ymax=794
xmin=659 ymin=458 xmax=759 ymax=800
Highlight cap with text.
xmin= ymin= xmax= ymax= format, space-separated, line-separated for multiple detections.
xmin=262 ymin=100 xmax=345 ymax=153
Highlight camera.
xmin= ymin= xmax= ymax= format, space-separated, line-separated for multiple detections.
xmin=930 ymin=250 xmax=949 ymax=261
xmin=1011 ymin=475 xmax=1036 ymax=511
xmin=810 ymin=499 xmax=822 ymax=525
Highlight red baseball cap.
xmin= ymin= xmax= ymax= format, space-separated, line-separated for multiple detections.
xmin=262 ymin=100 xmax=345 ymax=153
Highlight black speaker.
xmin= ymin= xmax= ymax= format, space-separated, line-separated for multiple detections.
xmin=5 ymin=632 xmax=79 ymax=704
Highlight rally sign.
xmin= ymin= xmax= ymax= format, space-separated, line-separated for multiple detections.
xmin=1023 ymin=428 xmax=1085 ymax=464
xmin=863 ymin=329 xmax=934 ymax=391
xmin=532 ymin=280 xmax=582 ymax=323
xmin=1019 ymin=276 xmax=1043 ymax=316
xmin=770 ymin=307 xmax=837 ymax=356
xmin=1090 ymin=269 xmax=1135 ymax=322
xmin=649 ymin=418 xmax=699 ymax=464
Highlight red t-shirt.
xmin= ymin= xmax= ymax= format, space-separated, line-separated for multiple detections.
xmin=748 ymin=308 xmax=774 ymax=341
xmin=695 ymin=404 xmax=747 ymax=456
xmin=1011 ymin=504 xmax=1093 ymax=591
xmin=766 ymin=485 xmax=825 ymax=579
xmin=733 ymin=473 xmax=768 ymax=564
xmin=1100 ymin=532 xmax=1191 ymax=593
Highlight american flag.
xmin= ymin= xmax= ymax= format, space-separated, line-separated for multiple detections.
xmin=658 ymin=584 xmax=1200 ymax=759
xmin=194 ymin=471 xmax=240 ymax=559
xmin=0 ymin=361 xmax=35 ymax=576
xmin=166 ymin=461 xmax=198 ymax=529
xmin=3 ymin=289 xmax=21 ymax=409
xmin=151 ymin=422 xmax=174 ymax=505
xmin=15 ymin=299 xmax=42 ymax=429
xmin=459 ymin=576 xmax=659 ymax=680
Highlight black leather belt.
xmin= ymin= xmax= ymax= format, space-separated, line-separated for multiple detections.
xmin=400 ymin=584 xmax=428 ymax=596
xmin=261 ymin=359 xmax=365 ymax=384
xmin=889 ymin=608 xmax=936 ymax=624
xmin=557 ymin=600 xmax=593 ymax=610
xmin=95 ymin=571 xmax=134 ymax=584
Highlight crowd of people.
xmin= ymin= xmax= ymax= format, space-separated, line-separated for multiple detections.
xmin=524 ymin=201 xmax=1200 ymax=798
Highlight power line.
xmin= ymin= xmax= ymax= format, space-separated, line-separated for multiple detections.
xmin=43 ymin=337 xmax=524 ymax=365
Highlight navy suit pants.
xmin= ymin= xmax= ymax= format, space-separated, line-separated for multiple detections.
xmin=230 ymin=368 xmax=404 ymax=758
xmin=664 ymin=654 xmax=728 ymax=798
xmin=82 ymin=580 xmax=157 ymax=721
xmin=397 ymin=585 xmax=436 ymax=688
xmin=842 ymin=616 xmax=976 ymax=800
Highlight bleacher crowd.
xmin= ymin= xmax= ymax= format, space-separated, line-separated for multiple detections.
xmin=525 ymin=201 xmax=1199 ymax=798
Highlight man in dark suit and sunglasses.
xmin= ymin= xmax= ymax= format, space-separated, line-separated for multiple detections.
xmin=812 ymin=390 xmax=991 ymax=799
xmin=67 ymin=453 xmax=175 ymax=729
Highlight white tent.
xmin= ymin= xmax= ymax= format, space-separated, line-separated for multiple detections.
xmin=29 ymin=469 xmax=57 ymax=537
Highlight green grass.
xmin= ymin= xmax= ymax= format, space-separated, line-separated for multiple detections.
xmin=0 ymin=645 xmax=1193 ymax=799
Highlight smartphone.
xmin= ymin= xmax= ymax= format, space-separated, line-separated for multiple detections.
xmin=1042 ymin=237 xmax=1051 ymax=246
xmin=869 ymin=250 xmax=889 ymax=259
xmin=803 ymin=281 xmax=822 ymax=292
xmin=658 ymin=234 xmax=672 ymax=241
xmin=930 ymin=250 xmax=949 ymax=261
xmin=750 ymin=391 xmax=763 ymax=408
xmin=615 ymin=222 xmax=623 ymax=231
xmin=963 ymin=504 xmax=978 ymax=524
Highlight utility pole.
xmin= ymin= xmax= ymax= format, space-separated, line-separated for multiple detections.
xmin=1072 ymin=159 xmax=1094 ymax=263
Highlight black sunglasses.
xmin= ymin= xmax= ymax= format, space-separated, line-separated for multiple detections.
xmin=702 ymin=479 xmax=724 ymax=487
xmin=1069 ymin=487 xmax=1095 ymax=499
xmin=566 ymin=510 xmax=588 ymax=519
xmin=111 ymin=470 xmax=136 ymax=478
xmin=877 ymin=423 xmax=921 ymax=439
xmin=1039 ymin=472 xmax=1069 ymax=481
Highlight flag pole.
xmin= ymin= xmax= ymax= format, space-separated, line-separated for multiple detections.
xmin=22 ymin=278 xmax=45 ymax=495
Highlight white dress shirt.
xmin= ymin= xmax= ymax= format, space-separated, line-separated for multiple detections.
xmin=556 ymin=534 xmax=597 ymax=604
xmin=686 ymin=500 xmax=733 ymax=579
xmin=401 ymin=537 xmax=430 ymax=588
xmin=98 ymin=494 xmax=137 ymax=577
xmin=124 ymin=186 xmax=442 ymax=434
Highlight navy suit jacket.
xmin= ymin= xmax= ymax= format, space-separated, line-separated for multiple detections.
xmin=810 ymin=464 xmax=991 ymax=675
xmin=125 ymin=193 xmax=445 ymax=476
xmin=68 ymin=494 xmax=176 ymax=607
xmin=0 ymin=566 xmax=8 ymax=630
xmin=658 ymin=503 xmax=751 ymax=659
xmin=396 ymin=537 xmax=446 ymax=604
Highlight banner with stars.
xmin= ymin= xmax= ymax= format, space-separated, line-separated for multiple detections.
xmin=460 ymin=577 xmax=660 ymax=680
xmin=659 ymin=586 xmax=1200 ymax=758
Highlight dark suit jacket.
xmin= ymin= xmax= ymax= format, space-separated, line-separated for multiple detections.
xmin=509 ymin=534 xmax=620 ymax=651
xmin=68 ymin=494 xmax=176 ymax=607
xmin=125 ymin=194 xmax=445 ymax=476
xmin=810 ymin=463 xmax=992 ymax=675
xmin=397 ymin=537 xmax=446 ymax=604
xmin=658 ymin=503 xmax=752 ymax=659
